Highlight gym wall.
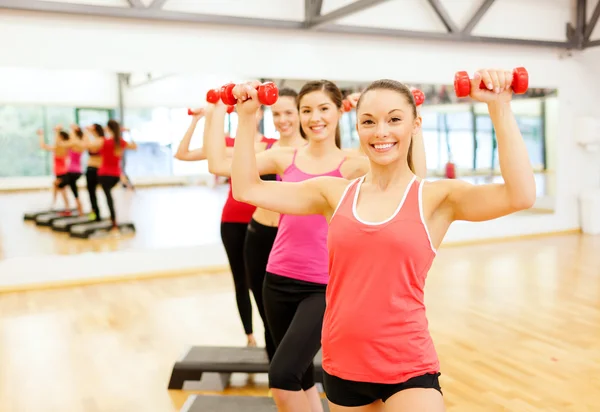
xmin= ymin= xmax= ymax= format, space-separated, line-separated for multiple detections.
xmin=0 ymin=4 xmax=599 ymax=244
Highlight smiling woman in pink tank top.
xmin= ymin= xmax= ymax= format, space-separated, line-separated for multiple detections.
xmin=217 ymin=79 xmax=426 ymax=412
xmin=228 ymin=71 xmax=536 ymax=411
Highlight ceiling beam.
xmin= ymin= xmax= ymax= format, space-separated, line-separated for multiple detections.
xmin=586 ymin=38 xmax=600 ymax=47
xmin=148 ymin=0 xmax=168 ymax=10
xmin=425 ymin=0 xmax=459 ymax=33
xmin=0 ymin=0 xmax=576 ymax=50
xmin=304 ymin=0 xmax=323 ymax=24
xmin=584 ymin=0 xmax=600 ymax=41
xmin=462 ymin=0 xmax=495 ymax=34
xmin=306 ymin=0 xmax=391 ymax=29
xmin=0 ymin=0 xmax=303 ymax=29
xmin=321 ymin=24 xmax=571 ymax=49
xmin=126 ymin=0 xmax=145 ymax=8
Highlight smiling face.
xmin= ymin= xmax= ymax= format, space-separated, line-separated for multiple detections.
xmin=271 ymin=96 xmax=299 ymax=139
xmin=356 ymin=82 xmax=420 ymax=167
xmin=299 ymin=90 xmax=343 ymax=144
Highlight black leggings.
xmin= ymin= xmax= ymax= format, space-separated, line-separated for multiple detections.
xmin=263 ymin=272 xmax=327 ymax=391
xmin=98 ymin=175 xmax=120 ymax=225
xmin=66 ymin=172 xmax=82 ymax=199
xmin=86 ymin=167 xmax=100 ymax=219
xmin=220 ymin=222 xmax=253 ymax=336
xmin=243 ymin=218 xmax=278 ymax=361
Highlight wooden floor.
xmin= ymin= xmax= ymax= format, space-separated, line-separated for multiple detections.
xmin=0 ymin=233 xmax=598 ymax=412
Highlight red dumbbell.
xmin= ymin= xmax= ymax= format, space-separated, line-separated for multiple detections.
xmin=454 ymin=67 xmax=528 ymax=98
xmin=411 ymin=88 xmax=425 ymax=106
xmin=342 ymin=99 xmax=353 ymax=112
xmin=220 ymin=81 xmax=279 ymax=106
xmin=206 ymin=88 xmax=221 ymax=104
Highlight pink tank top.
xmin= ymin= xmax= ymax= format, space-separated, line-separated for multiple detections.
xmin=266 ymin=150 xmax=346 ymax=285
xmin=67 ymin=149 xmax=82 ymax=173
xmin=322 ymin=176 xmax=438 ymax=384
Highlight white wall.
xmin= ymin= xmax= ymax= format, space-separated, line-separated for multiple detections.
xmin=0 ymin=67 xmax=117 ymax=107
xmin=0 ymin=9 xmax=599 ymax=242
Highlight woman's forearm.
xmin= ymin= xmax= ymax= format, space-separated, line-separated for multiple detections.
xmin=231 ymin=115 xmax=261 ymax=202
xmin=489 ymin=102 xmax=536 ymax=207
xmin=174 ymin=118 xmax=202 ymax=160
xmin=204 ymin=106 xmax=232 ymax=176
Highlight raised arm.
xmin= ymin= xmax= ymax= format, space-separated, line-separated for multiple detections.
xmin=230 ymin=82 xmax=334 ymax=216
xmin=174 ymin=108 xmax=209 ymax=161
xmin=204 ymin=102 xmax=279 ymax=177
xmin=444 ymin=68 xmax=536 ymax=222
xmin=38 ymin=129 xmax=53 ymax=151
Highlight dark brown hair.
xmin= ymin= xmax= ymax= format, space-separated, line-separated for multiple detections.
xmin=59 ymin=131 xmax=69 ymax=141
xmin=297 ymin=80 xmax=342 ymax=148
xmin=278 ymin=87 xmax=298 ymax=100
xmin=92 ymin=123 xmax=105 ymax=138
xmin=356 ymin=79 xmax=416 ymax=172
xmin=73 ymin=126 xmax=83 ymax=140
xmin=107 ymin=119 xmax=123 ymax=154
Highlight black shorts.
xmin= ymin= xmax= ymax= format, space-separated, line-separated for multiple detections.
xmin=56 ymin=174 xmax=69 ymax=188
xmin=323 ymin=370 xmax=442 ymax=407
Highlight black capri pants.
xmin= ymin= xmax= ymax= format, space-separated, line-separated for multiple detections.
xmin=243 ymin=218 xmax=278 ymax=361
xmin=98 ymin=175 xmax=120 ymax=225
xmin=66 ymin=172 xmax=82 ymax=198
xmin=263 ymin=272 xmax=326 ymax=391
xmin=220 ymin=222 xmax=253 ymax=336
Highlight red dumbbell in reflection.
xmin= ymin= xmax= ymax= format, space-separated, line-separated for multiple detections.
xmin=454 ymin=67 xmax=528 ymax=98
xmin=342 ymin=99 xmax=353 ymax=112
xmin=411 ymin=88 xmax=425 ymax=106
xmin=220 ymin=81 xmax=279 ymax=106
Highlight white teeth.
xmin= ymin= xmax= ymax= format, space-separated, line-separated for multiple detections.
xmin=373 ymin=143 xmax=394 ymax=150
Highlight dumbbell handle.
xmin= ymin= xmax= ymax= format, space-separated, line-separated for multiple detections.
xmin=221 ymin=82 xmax=279 ymax=106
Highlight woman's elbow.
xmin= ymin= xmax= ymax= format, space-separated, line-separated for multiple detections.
xmin=511 ymin=186 xmax=537 ymax=211
xmin=231 ymin=184 xmax=250 ymax=203
xmin=207 ymin=162 xmax=229 ymax=176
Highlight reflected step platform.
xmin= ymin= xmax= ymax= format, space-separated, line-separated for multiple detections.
xmin=24 ymin=208 xmax=75 ymax=222
xmin=69 ymin=221 xmax=135 ymax=239
xmin=180 ymin=395 xmax=329 ymax=412
xmin=35 ymin=211 xmax=78 ymax=227
xmin=51 ymin=215 xmax=99 ymax=232
xmin=168 ymin=346 xmax=323 ymax=391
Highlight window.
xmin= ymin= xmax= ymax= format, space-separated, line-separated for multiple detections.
xmin=0 ymin=105 xmax=77 ymax=177
xmin=123 ymin=108 xmax=174 ymax=177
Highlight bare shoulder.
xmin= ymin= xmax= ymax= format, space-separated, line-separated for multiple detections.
xmin=307 ymin=176 xmax=358 ymax=218
xmin=340 ymin=155 xmax=369 ymax=180
xmin=264 ymin=145 xmax=296 ymax=171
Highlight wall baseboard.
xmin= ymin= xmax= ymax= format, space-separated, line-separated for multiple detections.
xmin=440 ymin=228 xmax=581 ymax=248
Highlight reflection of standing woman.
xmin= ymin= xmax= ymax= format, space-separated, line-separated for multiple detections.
xmin=86 ymin=120 xmax=137 ymax=232
xmin=65 ymin=124 xmax=85 ymax=215
xmin=83 ymin=124 xmax=105 ymax=221
xmin=38 ymin=126 xmax=71 ymax=211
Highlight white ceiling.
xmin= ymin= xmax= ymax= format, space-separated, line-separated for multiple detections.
xmin=13 ymin=0 xmax=600 ymax=43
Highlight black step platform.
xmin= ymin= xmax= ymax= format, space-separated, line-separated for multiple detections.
xmin=180 ymin=395 xmax=329 ymax=412
xmin=24 ymin=208 xmax=75 ymax=221
xmin=168 ymin=346 xmax=323 ymax=391
xmin=51 ymin=215 xmax=98 ymax=232
xmin=69 ymin=221 xmax=135 ymax=239
xmin=35 ymin=211 xmax=78 ymax=227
